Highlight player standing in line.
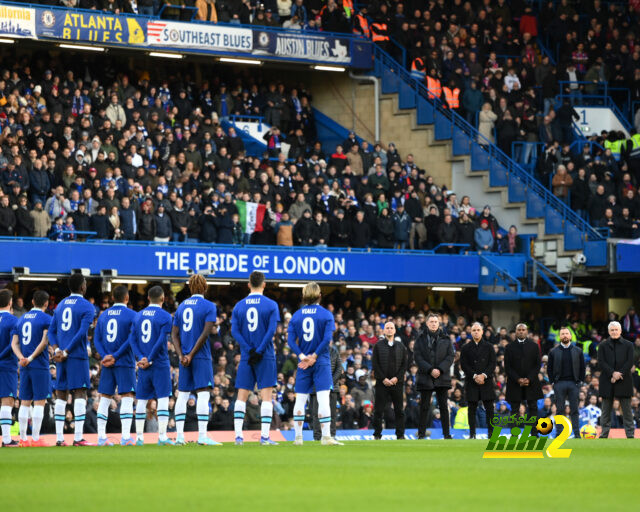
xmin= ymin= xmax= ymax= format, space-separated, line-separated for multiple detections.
xmin=231 ymin=271 xmax=280 ymax=446
xmin=287 ymin=282 xmax=343 ymax=446
xmin=172 ymin=274 xmax=221 ymax=446
xmin=129 ymin=286 xmax=174 ymax=446
xmin=93 ymin=286 xmax=137 ymax=446
xmin=0 ymin=289 xmax=19 ymax=447
xmin=48 ymin=273 xmax=96 ymax=446
xmin=11 ymin=290 xmax=51 ymax=447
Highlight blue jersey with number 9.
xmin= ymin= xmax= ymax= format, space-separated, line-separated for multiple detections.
xmin=287 ymin=305 xmax=335 ymax=365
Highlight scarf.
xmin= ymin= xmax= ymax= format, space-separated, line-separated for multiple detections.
xmin=508 ymin=232 xmax=517 ymax=253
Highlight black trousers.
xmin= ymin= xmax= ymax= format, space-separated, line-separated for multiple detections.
xmin=310 ymin=391 xmax=338 ymax=441
xmin=373 ymin=383 xmax=405 ymax=438
xmin=418 ymin=388 xmax=449 ymax=437
xmin=468 ymin=400 xmax=494 ymax=437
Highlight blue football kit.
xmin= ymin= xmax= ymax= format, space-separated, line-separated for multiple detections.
xmin=0 ymin=311 xmax=18 ymax=398
xmin=287 ymin=304 xmax=335 ymax=394
xmin=231 ymin=293 xmax=280 ymax=390
xmin=14 ymin=309 xmax=51 ymax=401
xmin=129 ymin=305 xmax=173 ymax=400
xmin=48 ymin=294 xmax=95 ymax=391
xmin=94 ymin=304 xmax=137 ymax=396
xmin=173 ymin=295 xmax=217 ymax=391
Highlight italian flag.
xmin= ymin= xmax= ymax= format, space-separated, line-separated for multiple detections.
xmin=236 ymin=201 xmax=266 ymax=234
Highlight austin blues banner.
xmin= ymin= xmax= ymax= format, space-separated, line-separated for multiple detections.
xmin=0 ymin=240 xmax=479 ymax=285
xmin=147 ymin=20 xmax=251 ymax=52
xmin=0 ymin=5 xmax=36 ymax=38
xmin=252 ymin=30 xmax=351 ymax=64
xmin=36 ymin=8 xmax=146 ymax=44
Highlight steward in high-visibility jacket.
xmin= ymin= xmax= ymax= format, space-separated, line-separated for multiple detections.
xmin=426 ymin=73 xmax=442 ymax=101
xmin=604 ymin=132 xmax=625 ymax=161
xmin=370 ymin=22 xmax=389 ymax=43
xmin=411 ymin=56 xmax=427 ymax=81
xmin=625 ymin=131 xmax=640 ymax=160
xmin=352 ymin=11 xmax=370 ymax=38
xmin=443 ymin=85 xmax=460 ymax=109
xmin=342 ymin=0 xmax=353 ymax=19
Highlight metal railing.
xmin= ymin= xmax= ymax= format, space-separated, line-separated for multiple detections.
xmin=372 ymin=45 xmax=605 ymax=245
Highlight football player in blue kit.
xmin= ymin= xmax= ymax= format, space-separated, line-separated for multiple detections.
xmin=287 ymin=282 xmax=343 ymax=446
xmin=172 ymin=274 xmax=221 ymax=446
xmin=129 ymin=285 xmax=174 ymax=446
xmin=48 ymin=273 xmax=96 ymax=446
xmin=11 ymin=290 xmax=51 ymax=447
xmin=231 ymin=271 xmax=280 ymax=446
xmin=93 ymin=286 xmax=137 ymax=446
xmin=0 ymin=289 xmax=19 ymax=447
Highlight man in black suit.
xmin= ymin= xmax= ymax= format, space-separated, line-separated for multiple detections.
xmin=415 ymin=313 xmax=455 ymax=439
xmin=504 ymin=323 xmax=543 ymax=430
xmin=372 ymin=322 xmax=408 ymax=440
xmin=598 ymin=321 xmax=635 ymax=438
xmin=460 ymin=322 xmax=497 ymax=439
xmin=548 ymin=326 xmax=585 ymax=438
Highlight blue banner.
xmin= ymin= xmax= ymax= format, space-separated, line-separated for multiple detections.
xmin=0 ymin=240 xmax=479 ymax=285
xmin=252 ymin=29 xmax=351 ymax=64
xmin=616 ymin=242 xmax=640 ymax=272
xmin=36 ymin=7 xmax=146 ymax=45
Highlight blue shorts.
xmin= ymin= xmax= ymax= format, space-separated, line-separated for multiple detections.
xmin=178 ymin=358 xmax=213 ymax=392
xmin=0 ymin=369 xmax=17 ymax=398
xmin=235 ymin=358 xmax=277 ymax=391
xmin=295 ymin=364 xmax=333 ymax=394
xmin=19 ymin=368 xmax=51 ymax=401
xmin=98 ymin=366 xmax=136 ymax=396
xmin=136 ymin=365 xmax=172 ymax=400
xmin=55 ymin=358 xmax=90 ymax=391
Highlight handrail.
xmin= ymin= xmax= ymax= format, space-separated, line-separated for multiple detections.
xmin=228 ymin=115 xmax=265 ymax=131
xmin=372 ymin=45 xmax=604 ymax=243
xmin=48 ymin=230 xmax=97 ymax=240
xmin=157 ymin=4 xmax=198 ymax=21
xmin=478 ymin=255 xmax=522 ymax=294
xmin=431 ymin=243 xmax=471 ymax=253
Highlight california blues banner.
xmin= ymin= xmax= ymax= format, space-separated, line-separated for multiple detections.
xmin=0 ymin=5 xmax=36 ymax=38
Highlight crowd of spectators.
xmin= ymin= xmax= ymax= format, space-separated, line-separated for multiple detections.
xmin=7 ymin=286 xmax=640 ymax=436
xmin=0 ymin=54 xmax=520 ymax=251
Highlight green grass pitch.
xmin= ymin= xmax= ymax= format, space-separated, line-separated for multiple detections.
xmin=1 ymin=440 xmax=637 ymax=511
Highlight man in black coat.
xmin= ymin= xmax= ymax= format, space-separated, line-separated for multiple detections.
xmin=504 ymin=323 xmax=543 ymax=430
xmin=598 ymin=321 xmax=635 ymax=438
xmin=414 ymin=313 xmax=454 ymax=439
xmin=372 ymin=322 xmax=408 ymax=440
xmin=548 ymin=326 xmax=585 ymax=438
xmin=460 ymin=322 xmax=497 ymax=438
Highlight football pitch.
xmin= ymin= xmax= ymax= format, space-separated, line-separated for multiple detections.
xmin=1 ymin=440 xmax=636 ymax=511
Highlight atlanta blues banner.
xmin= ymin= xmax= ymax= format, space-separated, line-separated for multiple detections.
xmin=36 ymin=8 xmax=146 ymax=44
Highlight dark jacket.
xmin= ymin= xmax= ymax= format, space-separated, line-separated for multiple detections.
xmin=119 ymin=207 xmax=136 ymax=239
xmin=0 ymin=205 xmax=16 ymax=236
xmin=460 ymin=339 xmax=497 ymax=401
xmin=198 ymin=214 xmax=217 ymax=243
xmin=350 ymin=219 xmax=370 ymax=248
xmin=15 ymin=206 xmax=34 ymax=237
xmin=155 ymin=213 xmax=172 ymax=238
xmin=548 ymin=343 xmax=585 ymax=383
xmin=90 ymin=213 xmax=110 ymax=239
xmin=372 ymin=338 xmax=408 ymax=383
xmin=138 ymin=212 xmax=156 ymax=241
xmin=414 ymin=328 xmax=454 ymax=390
xmin=597 ymin=336 xmax=635 ymax=398
xmin=504 ymin=339 xmax=543 ymax=401
xmin=330 ymin=345 xmax=343 ymax=388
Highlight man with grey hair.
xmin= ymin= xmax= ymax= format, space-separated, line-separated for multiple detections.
xmin=597 ymin=321 xmax=635 ymax=438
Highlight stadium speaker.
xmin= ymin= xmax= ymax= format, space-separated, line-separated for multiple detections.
xmin=71 ymin=268 xmax=91 ymax=277
xmin=12 ymin=267 xmax=30 ymax=275
xmin=100 ymin=269 xmax=118 ymax=277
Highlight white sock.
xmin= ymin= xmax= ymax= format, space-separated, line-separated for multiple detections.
xmin=293 ymin=393 xmax=309 ymax=438
xmin=234 ymin=400 xmax=246 ymax=439
xmin=175 ymin=391 xmax=189 ymax=437
xmin=120 ymin=397 xmax=134 ymax=439
xmin=135 ymin=400 xmax=148 ymax=441
xmin=1 ymin=405 xmax=13 ymax=444
xmin=54 ymin=399 xmax=66 ymax=442
xmin=196 ymin=391 xmax=210 ymax=439
xmin=74 ymin=398 xmax=87 ymax=442
xmin=317 ymin=390 xmax=332 ymax=438
xmin=32 ymin=405 xmax=44 ymax=442
xmin=157 ymin=397 xmax=169 ymax=441
xmin=97 ymin=397 xmax=110 ymax=440
xmin=261 ymin=401 xmax=273 ymax=439
xmin=18 ymin=405 xmax=30 ymax=441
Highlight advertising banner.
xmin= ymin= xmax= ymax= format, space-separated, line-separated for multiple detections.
xmin=0 ymin=5 xmax=36 ymax=38
xmin=147 ymin=20 xmax=251 ymax=53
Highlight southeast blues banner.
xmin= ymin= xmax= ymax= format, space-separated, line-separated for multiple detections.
xmin=252 ymin=30 xmax=351 ymax=64
xmin=0 ymin=5 xmax=36 ymax=38
xmin=36 ymin=8 xmax=146 ymax=45
xmin=147 ymin=20 xmax=251 ymax=52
